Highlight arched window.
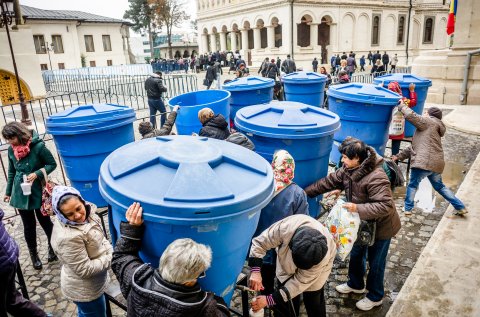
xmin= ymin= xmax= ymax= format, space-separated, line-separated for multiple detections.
xmin=297 ymin=15 xmax=311 ymax=47
xmin=372 ymin=15 xmax=380 ymax=45
xmin=423 ymin=17 xmax=434 ymax=44
xmin=397 ymin=16 xmax=405 ymax=44
xmin=257 ymin=20 xmax=267 ymax=49
xmin=272 ymin=17 xmax=282 ymax=48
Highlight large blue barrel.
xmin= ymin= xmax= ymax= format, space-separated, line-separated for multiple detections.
xmin=168 ymin=90 xmax=230 ymax=135
xmin=283 ymin=72 xmax=327 ymax=107
xmin=222 ymin=76 xmax=274 ymax=127
xmin=327 ymin=83 xmax=401 ymax=163
xmin=373 ymin=74 xmax=432 ymax=137
xmin=99 ymin=135 xmax=273 ymax=304
xmin=235 ymin=101 xmax=340 ymax=217
xmin=46 ymin=104 xmax=135 ymax=206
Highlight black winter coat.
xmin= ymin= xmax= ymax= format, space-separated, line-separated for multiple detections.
xmin=199 ymin=114 xmax=231 ymax=140
xmin=206 ymin=66 xmax=217 ymax=82
xmin=112 ymin=222 xmax=230 ymax=317
xmin=0 ymin=209 xmax=19 ymax=274
xmin=145 ymin=75 xmax=167 ymax=99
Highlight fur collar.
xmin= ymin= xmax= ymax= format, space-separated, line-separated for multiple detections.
xmin=348 ymin=146 xmax=382 ymax=182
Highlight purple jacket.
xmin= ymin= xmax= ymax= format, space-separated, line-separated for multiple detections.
xmin=0 ymin=208 xmax=19 ymax=273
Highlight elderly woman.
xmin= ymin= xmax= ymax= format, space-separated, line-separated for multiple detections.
xmin=111 ymin=202 xmax=230 ymax=317
xmin=50 ymin=186 xmax=113 ymax=317
xmin=2 ymin=122 xmax=57 ymax=270
xmin=252 ymin=150 xmax=309 ymax=295
xmin=198 ymin=107 xmax=231 ymax=140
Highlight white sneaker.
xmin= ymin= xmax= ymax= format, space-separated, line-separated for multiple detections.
xmin=335 ymin=283 xmax=365 ymax=294
xmin=356 ymin=297 xmax=383 ymax=311
xmin=401 ymin=206 xmax=412 ymax=216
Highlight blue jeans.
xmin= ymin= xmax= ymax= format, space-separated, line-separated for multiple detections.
xmin=347 ymin=239 xmax=391 ymax=302
xmin=405 ymin=168 xmax=465 ymax=211
xmin=148 ymin=98 xmax=166 ymax=129
xmin=74 ymin=294 xmax=106 ymax=317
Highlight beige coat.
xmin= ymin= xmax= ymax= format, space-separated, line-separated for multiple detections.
xmin=396 ymin=104 xmax=446 ymax=174
xmin=250 ymin=214 xmax=336 ymax=302
xmin=51 ymin=212 xmax=113 ymax=302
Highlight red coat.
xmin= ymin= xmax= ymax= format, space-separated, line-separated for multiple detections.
xmin=389 ymin=91 xmax=417 ymax=140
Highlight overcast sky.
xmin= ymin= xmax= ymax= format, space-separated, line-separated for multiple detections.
xmin=20 ymin=0 xmax=197 ymax=27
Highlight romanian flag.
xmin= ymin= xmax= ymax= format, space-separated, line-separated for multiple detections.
xmin=447 ymin=0 xmax=457 ymax=35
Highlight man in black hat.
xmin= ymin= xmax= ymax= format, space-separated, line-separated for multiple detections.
xmin=248 ymin=214 xmax=336 ymax=317
xmin=393 ymin=106 xmax=468 ymax=216
xmin=144 ymin=71 xmax=168 ymax=129
xmin=281 ymin=54 xmax=296 ymax=74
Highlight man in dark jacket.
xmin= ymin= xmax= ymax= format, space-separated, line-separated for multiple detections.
xmin=312 ymin=58 xmax=319 ymax=72
xmin=367 ymin=51 xmax=373 ymax=65
xmin=281 ymin=55 xmax=296 ymax=74
xmin=258 ymin=57 xmax=270 ymax=77
xmin=144 ymin=71 xmax=168 ymax=129
xmin=198 ymin=108 xmax=230 ymax=140
xmin=111 ymin=203 xmax=230 ymax=317
xmin=373 ymin=50 xmax=381 ymax=65
xmin=205 ymin=63 xmax=217 ymax=90
xmin=305 ymin=138 xmax=400 ymax=312
xmin=0 ymin=209 xmax=51 ymax=317
xmin=382 ymin=52 xmax=390 ymax=71
xmin=393 ymin=106 xmax=468 ymax=216
xmin=266 ymin=59 xmax=279 ymax=80
xmin=276 ymin=57 xmax=281 ymax=69
xmin=341 ymin=52 xmax=348 ymax=60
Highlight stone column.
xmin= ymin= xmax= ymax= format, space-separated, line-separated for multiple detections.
xmin=267 ymin=26 xmax=275 ymax=48
xmin=231 ymin=32 xmax=238 ymax=51
xmin=201 ymin=34 xmax=208 ymax=53
xmin=219 ymin=32 xmax=227 ymax=52
xmin=209 ymin=33 xmax=217 ymax=52
xmin=241 ymin=29 xmax=249 ymax=51
xmin=329 ymin=23 xmax=338 ymax=52
xmin=254 ymin=28 xmax=261 ymax=50
xmin=310 ymin=23 xmax=318 ymax=48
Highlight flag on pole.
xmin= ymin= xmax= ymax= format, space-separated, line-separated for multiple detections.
xmin=447 ymin=0 xmax=457 ymax=35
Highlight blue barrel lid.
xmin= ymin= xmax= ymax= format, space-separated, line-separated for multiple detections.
xmin=222 ymin=76 xmax=274 ymax=91
xmin=327 ymin=83 xmax=401 ymax=105
xmin=282 ymin=71 xmax=327 ymax=84
xmin=99 ymin=135 xmax=274 ymax=221
xmin=234 ymin=101 xmax=340 ymax=139
xmin=46 ymin=104 xmax=136 ymax=135
xmin=373 ymin=73 xmax=432 ymax=87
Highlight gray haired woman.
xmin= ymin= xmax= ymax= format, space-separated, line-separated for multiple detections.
xmin=111 ymin=202 xmax=231 ymax=317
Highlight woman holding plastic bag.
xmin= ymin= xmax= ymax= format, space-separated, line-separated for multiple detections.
xmin=305 ymin=138 xmax=401 ymax=312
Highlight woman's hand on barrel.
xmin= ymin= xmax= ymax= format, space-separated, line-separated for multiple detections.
xmin=249 ymin=271 xmax=264 ymax=291
xmin=126 ymin=202 xmax=144 ymax=226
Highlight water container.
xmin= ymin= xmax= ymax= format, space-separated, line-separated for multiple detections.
xmin=46 ymin=104 xmax=135 ymax=206
xmin=235 ymin=101 xmax=340 ymax=217
xmin=373 ymin=74 xmax=432 ymax=137
xmin=327 ymin=83 xmax=401 ymax=163
xmin=283 ymin=71 xmax=328 ymax=107
xmin=222 ymin=76 xmax=274 ymax=127
xmin=99 ymin=135 xmax=274 ymax=304
xmin=168 ymin=90 xmax=231 ymax=135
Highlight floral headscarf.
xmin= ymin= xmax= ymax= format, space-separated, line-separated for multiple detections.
xmin=272 ymin=150 xmax=295 ymax=193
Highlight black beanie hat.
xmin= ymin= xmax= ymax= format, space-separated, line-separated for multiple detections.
xmin=428 ymin=107 xmax=443 ymax=120
xmin=290 ymin=227 xmax=328 ymax=270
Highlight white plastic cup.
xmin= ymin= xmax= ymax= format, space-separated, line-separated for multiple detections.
xmin=21 ymin=175 xmax=32 ymax=196
xmin=249 ymin=298 xmax=264 ymax=317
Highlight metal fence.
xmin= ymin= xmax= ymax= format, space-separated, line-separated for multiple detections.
xmin=332 ymin=66 xmax=412 ymax=84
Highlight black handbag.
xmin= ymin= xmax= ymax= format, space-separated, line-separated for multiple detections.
xmin=203 ymin=78 xmax=209 ymax=86
xmin=346 ymin=186 xmax=377 ymax=247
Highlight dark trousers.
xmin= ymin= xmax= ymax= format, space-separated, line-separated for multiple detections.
xmin=273 ymin=287 xmax=326 ymax=317
xmin=0 ymin=262 xmax=46 ymax=317
xmin=18 ymin=209 xmax=53 ymax=251
xmin=147 ymin=98 xmax=166 ymax=129
xmin=391 ymin=139 xmax=401 ymax=155
xmin=347 ymin=239 xmax=391 ymax=302
xmin=360 ymin=65 xmax=365 ymax=72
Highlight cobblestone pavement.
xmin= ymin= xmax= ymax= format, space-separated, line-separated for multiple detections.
xmin=1 ymin=114 xmax=479 ymax=317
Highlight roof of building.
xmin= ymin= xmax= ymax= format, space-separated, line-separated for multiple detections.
xmin=21 ymin=5 xmax=131 ymax=24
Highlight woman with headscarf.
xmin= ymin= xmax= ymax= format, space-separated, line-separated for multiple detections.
xmin=386 ymin=81 xmax=417 ymax=155
xmin=251 ymin=150 xmax=309 ymax=296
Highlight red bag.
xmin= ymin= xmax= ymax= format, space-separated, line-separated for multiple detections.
xmin=40 ymin=168 xmax=57 ymax=216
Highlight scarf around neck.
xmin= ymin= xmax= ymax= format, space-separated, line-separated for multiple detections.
xmin=12 ymin=138 xmax=32 ymax=160
xmin=272 ymin=150 xmax=295 ymax=193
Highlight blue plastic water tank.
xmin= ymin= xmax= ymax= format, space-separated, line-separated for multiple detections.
xmin=327 ymin=83 xmax=401 ymax=163
xmin=283 ymin=72 xmax=328 ymax=107
xmin=373 ymin=74 xmax=432 ymax=137
xmin=168 ymin=90 xmax=231 ymax=135
xmin=99 ymin=135 xmax=274 ymax=304
xmin=46 ymin=104 xmax=135 ymax=206
xmin=222 ymin=76 xmax=274 ymax=127
xmin=234 ymin=101 xmax=340 ymax=217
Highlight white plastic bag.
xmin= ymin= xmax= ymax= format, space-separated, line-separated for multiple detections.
xmin=324 ymin=199 xmax=361 ymax=261
xmin=389 ymin=107 xmax=405 ymax=136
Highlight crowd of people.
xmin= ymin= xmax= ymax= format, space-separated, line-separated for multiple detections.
xmin=1 ymin=84 xmax=468 ymax=316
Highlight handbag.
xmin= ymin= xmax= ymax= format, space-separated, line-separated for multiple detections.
xmin=40 ymin=168 xmax=57 ymax=216
xmin=203 ymin=78 xmax=209 ymax=86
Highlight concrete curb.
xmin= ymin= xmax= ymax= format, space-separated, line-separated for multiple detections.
xmin=386 ymin=152 xmax=480 ymax=316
